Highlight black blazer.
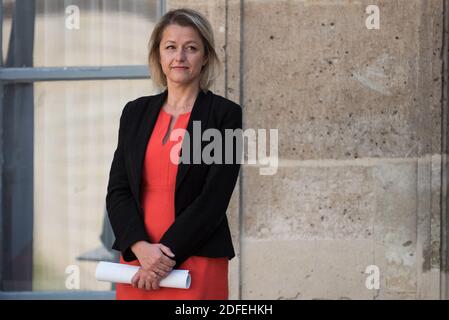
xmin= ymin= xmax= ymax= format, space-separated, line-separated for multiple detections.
xmin=106 ymin=89 xmax=242 ymax=269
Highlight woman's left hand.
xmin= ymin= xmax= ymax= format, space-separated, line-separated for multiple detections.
xmin=131 ymin=268 xmax=162 ymax=291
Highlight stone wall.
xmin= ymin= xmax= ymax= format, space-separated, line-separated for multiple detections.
xmin=167 ymin=0 xmax=446 ymax=299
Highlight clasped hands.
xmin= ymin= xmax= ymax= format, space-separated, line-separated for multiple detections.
xmin=130 ymin=241 xmax=176 ymax=291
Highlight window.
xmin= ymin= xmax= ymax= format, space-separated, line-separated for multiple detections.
xmin=0 ymin=0 xmax=165 ymax=298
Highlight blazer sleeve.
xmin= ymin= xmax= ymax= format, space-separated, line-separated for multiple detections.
xmin=159 ymin=103 xmax=243 ymax=269
xmin=106 ymin=101 xmax=150 ymax=262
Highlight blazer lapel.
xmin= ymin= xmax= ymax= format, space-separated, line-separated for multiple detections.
xmin=175 ymin=89 xmax=212 ymax=193
xmin=129 ymin=89 xmax=167 ymax=201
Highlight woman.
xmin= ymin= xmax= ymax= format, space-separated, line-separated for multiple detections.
xmin=105 ymin=8 xmax=242 ymax=300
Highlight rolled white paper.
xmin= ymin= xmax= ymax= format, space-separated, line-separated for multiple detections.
xmin=95 ymin=261 xmax=191 ymax=289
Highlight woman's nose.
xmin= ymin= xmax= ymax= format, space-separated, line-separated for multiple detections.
xmin=175 ymin=48 xmax=186 ymax=61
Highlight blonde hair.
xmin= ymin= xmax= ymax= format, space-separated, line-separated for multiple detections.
xmin=148 ymin=8 xmax=221 ymax=92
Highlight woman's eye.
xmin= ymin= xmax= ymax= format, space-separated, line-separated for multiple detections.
xmin=165 ymin=45 xmax=196 ymax=51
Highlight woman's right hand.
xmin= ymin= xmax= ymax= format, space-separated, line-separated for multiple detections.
xmin=131 ymin=241 xmax=176 ymax=278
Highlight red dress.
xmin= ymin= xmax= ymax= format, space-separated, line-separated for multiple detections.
xmin=116 ymin=108 xmax=229 ymax=300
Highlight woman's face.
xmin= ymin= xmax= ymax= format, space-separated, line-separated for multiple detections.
xmin=159 ymin=24 xmax=208 ymax=88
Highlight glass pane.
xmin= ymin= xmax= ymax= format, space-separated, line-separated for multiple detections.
xmin=31 ymin=0 xmax=160 ymax=67
xmin=1 ymin=0 xmax=14 ymax=61
xmin=33 ymin=79 xmax=157 ymax=291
